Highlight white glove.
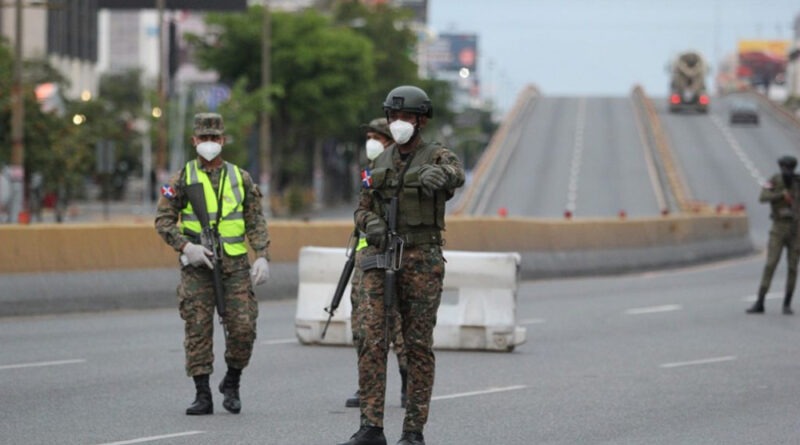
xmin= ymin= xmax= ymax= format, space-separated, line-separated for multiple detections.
xmin=182 ymin=242 xmax=214 ymax=269
xmin=251 ymin=257 xmax=270 ymax=286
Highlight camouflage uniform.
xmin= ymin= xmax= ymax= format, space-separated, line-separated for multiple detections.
xmin=154 ymin=114 xmax=270 ymax=377
xmin=753 ymin=172 xmax=800 ymax=308
xmin=353 ymin=138 xmax=464 ymax=433
xmin=352 ymin=116 xmax=407 ymax=387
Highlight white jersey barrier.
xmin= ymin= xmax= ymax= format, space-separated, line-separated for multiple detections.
xmin=294 ymin=246 xmax=526 ymax=352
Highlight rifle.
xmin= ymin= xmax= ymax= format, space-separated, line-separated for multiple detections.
xmin=382 ymin=196 xmax=404 ymax=348
xmin=184 ymin=183 xmax=226 ymax=320
xmin=321 ymin=228 xmax=359 ymax=339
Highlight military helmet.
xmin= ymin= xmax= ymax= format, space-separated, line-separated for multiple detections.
xmin=360 ymin=117 xmax=392 ymax=140
xmin=382 ymin=85 xmax=433 ymax=118
xmin=193 ymin=112 xmax=225 ymax=136
xmin=778 ymin=155 xmax=797 ymax=170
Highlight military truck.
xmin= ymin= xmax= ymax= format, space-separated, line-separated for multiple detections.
xmin=668 ymin=51 xmax=710 ymax=113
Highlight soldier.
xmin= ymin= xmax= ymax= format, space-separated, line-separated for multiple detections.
xmin=347 ymin=118 xmax=408 ymax=410
xmin=747 ymin=155 xmax=800 ymax=314
xmin=155 ymin=112 xmax=271 ymax=415
xmin=338 ymin=86 xmax=465 ymax=445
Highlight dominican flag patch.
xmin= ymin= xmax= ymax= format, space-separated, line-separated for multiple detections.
xmin=361 ymin=168 xmax=373 ymax=189
xmin=161 ymin=184 xmax=176 ymax=199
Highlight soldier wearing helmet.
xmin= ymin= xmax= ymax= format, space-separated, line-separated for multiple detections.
xmin=748 ymin=155 xmax=800 ymax=314
xmin=155 ymin=112 xmax=271 ymax=415
xmin=339 ymin=86 xmax=465 ymax=445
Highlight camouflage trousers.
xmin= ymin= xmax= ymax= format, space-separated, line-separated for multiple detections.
xmin=353 ymin=244 xmax=444 ymax=432
xmin=351 ymin=249 xmax=407 ymax=371
xmin=177 ymin=266 xmax=258 ymax=376
xmin=759 ymin=220 xmax=800 ymax=294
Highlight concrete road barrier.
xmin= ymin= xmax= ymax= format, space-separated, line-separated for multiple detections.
xmin=294 ymin=246 xmax=525 ymax=352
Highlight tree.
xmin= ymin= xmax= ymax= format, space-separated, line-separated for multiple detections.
xmin=188 ymin=6 xmax=376 ymax=212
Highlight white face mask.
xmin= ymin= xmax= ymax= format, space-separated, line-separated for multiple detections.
xmin=389 ymin=120 xmax=415 ymax=145
xmin=196 ymin=141 xmax=222 ymax=161
xmin=365 ymin=139 xmax=385 ymax=161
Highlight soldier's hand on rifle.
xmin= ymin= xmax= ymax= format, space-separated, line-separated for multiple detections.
xmin=365 ymin=214 xmax=388 ymax=249
xmin=251 ymin=257 xmax=270 ymax=286
xmin=182 ymin=242 xmax=214 ymax=269
xmin=420 ymin=165 xmax=448 ymax=193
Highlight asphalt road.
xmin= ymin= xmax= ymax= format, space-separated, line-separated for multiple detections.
xmin=3 ymin=252 xmax=798 ymax=445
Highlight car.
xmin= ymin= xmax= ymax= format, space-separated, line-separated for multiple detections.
xmin=729 ymin=100 xmax=759 ymax=125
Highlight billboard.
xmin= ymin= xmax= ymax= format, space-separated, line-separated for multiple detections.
xmin=97 ymin=0 xmax=247 ymax=10
xmin=426 ymin=33 xmax=478 ymax=74
xmin=736 ymin=39 xmax=790 ymax=87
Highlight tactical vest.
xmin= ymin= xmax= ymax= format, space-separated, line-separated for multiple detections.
xmin=768 ymin=174 xmax=799 ymax=221
xmin=180 ymin=160 xmax=248 ymax=256
xmin=368 ymin=141 xmax=446 ymax=242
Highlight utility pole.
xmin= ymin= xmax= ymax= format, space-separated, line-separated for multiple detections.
xmin=155 ymin=0 xmax=167 ymax=182
xmin=9 ymin=0 xmax=26 ymax=223
xmin=260 ymin=0 xmax=272 ymax=216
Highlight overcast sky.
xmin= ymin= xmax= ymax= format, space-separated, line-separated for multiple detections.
xmin=428 ymin=0 xmax=799 ymax=112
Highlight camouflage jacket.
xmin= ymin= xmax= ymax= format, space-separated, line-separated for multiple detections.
xmin=760 ymin=173 xmax=800 ymax=222
xmin=154 ymin=160 xmax=270 ymax=272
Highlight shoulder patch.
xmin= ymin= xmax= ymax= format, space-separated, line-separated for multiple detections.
xmin=361 ymin=168 xmax=373 ymax=189
xmin=161 ymin=184 xmax=176 ymax=199
xmin=763 ymin=181 xmax=774 ymax=190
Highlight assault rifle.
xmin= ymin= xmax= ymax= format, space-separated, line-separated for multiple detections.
xmin=321 ymin=228 xmax=359 ymax=339
xmin=184 ymin=183 xmax=226 ymax=319
xmin=382 ymin=196 xmax=404 ymax=348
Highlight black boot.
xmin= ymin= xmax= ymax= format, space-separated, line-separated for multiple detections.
xmin=186 ymin=374 xmax=213 ymax=415
xmin=399 ymin=368 xmax=408 ymax=408
xmin=218 ymin=367 xmax=242 ymax=414
xmin=783 ymin=291 xmax=794 ymax=314
xmin=747 ymin=290 xmax=766 ymax=314
xmin=396 ymin=431 xmax=425 ymax=445
xmin=345 ymin=390 xmax=360 ymax=408
xmin=337 ymin=426 xmax=386 ymax=445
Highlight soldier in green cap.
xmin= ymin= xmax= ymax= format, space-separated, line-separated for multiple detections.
xmin=345 ymin=117 xmax=408 ymax=410
xmin=155 ymin=112 xmax=271 ymax=415
xmin=748 ymin=155 xmax=800 ymax=314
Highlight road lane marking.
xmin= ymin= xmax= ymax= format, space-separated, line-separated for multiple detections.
xmin=565 ymin=98 xmax=587 ymax=213
xmin=660 ymin=356 xmax=737 ymax=369
xmin=743 ymin=292 xmax=782 ymax=302
xmin=0 ymin=359 xmax=86 ymax=370
xmin=625 ymin=304 xmax=682 ymax=315
xmin=260 ymin=338 xmax=296 ymax=345
xmin=710 ymin=115 xmax=765 ymax=185
xmin=95 ymin=431 xmax=205 ymax=445
xmin=518 ymin=318 xmax=546 ymax=325
xmin=432 ymin=385 xmax=527 ymax=401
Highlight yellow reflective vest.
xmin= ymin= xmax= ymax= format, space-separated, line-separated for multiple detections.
xmin=180 ymin=160 xmax=247 ymax=256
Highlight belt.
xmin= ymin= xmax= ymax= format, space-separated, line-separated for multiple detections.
xmin=399 ymin=230 xmax=442 ymax=247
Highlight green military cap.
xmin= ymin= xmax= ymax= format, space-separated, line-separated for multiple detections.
xmin=360 ymin=117 xmax=391 ymax=140
xmin=193 ymin=112 xmax=225 ymax=136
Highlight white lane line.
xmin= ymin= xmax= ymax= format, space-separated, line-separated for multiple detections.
xmin=743 ymin=292 xmax=782 ymax=302
xmin=710 ymin=115 xmax=765 ymax=186
xmin=94 ymin=431 xmax=205 ymax=445
xmin=260 ymin=338 xmax=296 ymax=345
xmin=432 ymin=385 xmax=527 ymax=402
xmin=625 ymin=304 xmax=682 ymax=315
xmin=660 ymin=356 xmax=737 ymax=369
xmin=565 ymin=98 xmax=587 ymax=213
xmin=518 ymin=318 xmax=546 ymax=325
xmin=0 ymin=359 xmax=86 ymax=370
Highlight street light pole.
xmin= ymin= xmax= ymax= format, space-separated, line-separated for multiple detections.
xmin=260 ymin=0 xmax=271 ymax=216
xmin=155 ymin=0 xmax=167 ymax=182
xmin=9 ymin=0 xmax=26 ymax=223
